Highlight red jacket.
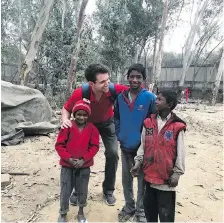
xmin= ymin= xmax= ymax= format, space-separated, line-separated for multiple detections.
xmin=55 ymin=121 xmax=99 ymax=168
xmin=143 ymin=113 xmax=186 ymax=184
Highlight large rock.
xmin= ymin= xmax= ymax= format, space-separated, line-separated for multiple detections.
xmin=1 ymin=81 xmax=57 ymax=145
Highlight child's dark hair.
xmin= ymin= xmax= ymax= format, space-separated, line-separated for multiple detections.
xmin=127 ymin=63 xmax=146 ymax=80
xmin=160 ymin=90 xmax=178 ymax=110
xmin=85 ymin=63 xmax=110 ymax=82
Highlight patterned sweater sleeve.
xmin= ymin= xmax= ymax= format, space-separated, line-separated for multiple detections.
xmin=173 ymin=130 xmax=185 ymax=175
xmin=134 ymin=127 xmax=146 ymax=164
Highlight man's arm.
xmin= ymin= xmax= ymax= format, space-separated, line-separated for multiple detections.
xmin=114 ymin=84 xmax=129 ymax=94
xmin=114 ymin=98 xmax=120 ymax=138
xmin=62 ymin=107 xmax=72 ymax=128
xmin=62 ymin=88 xmax=82 ymax=128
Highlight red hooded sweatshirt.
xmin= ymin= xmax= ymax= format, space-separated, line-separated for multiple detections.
xmin=55 ymin=120 xmax=99 ymax=168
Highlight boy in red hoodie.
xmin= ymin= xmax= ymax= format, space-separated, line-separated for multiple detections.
xmin=55 ymin=99 xmax=99 ymax=223
xmin=131 ymin=90 xmax=186 ymax=222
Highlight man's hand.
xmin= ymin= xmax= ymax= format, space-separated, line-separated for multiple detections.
xmin=130 ymin=162 xmax=141 ymax=177
xmin=74 ymin=159 xmax=85 ymax=168
xmin=168 ymin=173 xmax=180 ymax=187
xmin=61 ymin=119 xmax=72 ymax=129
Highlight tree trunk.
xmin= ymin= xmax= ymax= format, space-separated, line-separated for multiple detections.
xmin=134 ymin=46 xmax=140 ymax=63
xmin=152 ymin=0 xmax=169 ymax=84
xmin=117 ymin=70 xmax=122 ymax=84
xmin=61 ymin=0 xmax=66 ymax=30
xmin=18 ymin=0 xmax=22 ymax=82
xmin=66 ymin=0 xmax=88 ymax=98
xmin=21 ymin=0 xmax=55 ymax=85
xmin=179 ymin=0 xmax=209 ymax=87
xmin=202 ymin=62 xmax=218 ymax=100
xmin=211 ymin=50 xmax=223 ymax=105
xmin=191 ymin=39 xmax=224 ymax=86
xmin=152 ymin=33 xmax=158 ymax=82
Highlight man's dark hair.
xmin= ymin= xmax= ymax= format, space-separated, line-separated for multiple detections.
xmin=85 ymin=63 xmax=110 ymax=82
xmin=127 ymin=63 xmax=146 ymax=80
xmin=160 ymin=90 xmax=178 ymax=110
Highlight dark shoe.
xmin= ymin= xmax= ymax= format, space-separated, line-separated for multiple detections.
xmin=70 ymin=192 xmax=78 ymax=206
xmin=118 ymin=208 xmax=135 ymax=222
xmin=133 ymin=215 xmax=147 ymax=223
xmin=58 ymin=214 xmax=67 ymax=222
xmin=103 ymin=193 xmax=116 ymax=206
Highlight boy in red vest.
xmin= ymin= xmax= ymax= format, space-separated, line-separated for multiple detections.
xmin=55 ymin=99 xmax=99 ymax=223
xmin=131 ymin=90 xmax=186 ymax=222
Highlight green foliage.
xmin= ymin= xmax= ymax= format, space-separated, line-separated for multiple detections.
xmin=94 ymin=0 xmax=169 ymax=73
xmin=2 ymin=0 xmax=222 ymax=93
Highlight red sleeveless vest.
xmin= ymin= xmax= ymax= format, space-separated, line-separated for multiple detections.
xmin=143 ymin=113 xmax=186 ymax=184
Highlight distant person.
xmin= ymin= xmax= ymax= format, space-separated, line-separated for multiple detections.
xmin=152 ymin=84 xmax=159 ymax=95
xmin=114 ymin=64 xmax=156 ymax=222
xmin=148 ymin=83 xmax=153 ymax=92
xmin=185 ymin=88 xmax=189 ymax=102
xmin=55 ymin=100 xmax=99 ymax=223
xmin=180 ymin=89 xmax=185 ymax=110
xmin=131 ymin=90 xmax=186 ymax=222
xmin=61 ymin=64 xmax=128 ymax=206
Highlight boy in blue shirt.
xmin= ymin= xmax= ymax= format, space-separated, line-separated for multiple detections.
xmin=114 ymin=64 xmax=156 ymax=222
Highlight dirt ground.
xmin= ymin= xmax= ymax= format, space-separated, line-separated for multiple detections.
xmin=1 ymin=103 xmax=223 ymax=222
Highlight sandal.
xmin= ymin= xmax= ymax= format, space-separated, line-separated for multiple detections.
xmin=118 ymin=208 xmax=135 ymax=222
xmin=133 ymin=215 xmax=147 ymax=223
xmin=77 ymin=214 xmax=88 ymax=223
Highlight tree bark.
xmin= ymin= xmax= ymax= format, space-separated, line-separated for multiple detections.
xmin=66 ymin=0 xmax=88 ymax=98
xmin=179 ymin=0 xmax=209 ymax=87
xmin=18 ymin=0 xmax=22 ymax=82
xmin=152 ymin=0 xmax=169 ymax=84
xmin=211 ymin=49 xmax=223 ymax=105
xmin=20 ymin=0 xmax=55 ymax=85
xmin=191 ymin=39 xmax=224 ymax=89
xmin=61 ymin=0 xmax=66 ymax=30
xmin=152 ymin=33 xmax=158 ymax=82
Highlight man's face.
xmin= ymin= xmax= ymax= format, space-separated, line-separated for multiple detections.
xmin=128 ymin=70 xmax=143 ymax=90
xmin=90 ymin=73 xmax=110 ymax=93
xmin=155 ymin=93 xmax=171 ymax=112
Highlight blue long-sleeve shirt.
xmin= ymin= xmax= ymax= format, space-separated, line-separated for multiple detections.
xmin=114 ymin=88 xmax=156 ymax=151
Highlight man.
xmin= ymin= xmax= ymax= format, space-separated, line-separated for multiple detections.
xmin=114 ymin=64 xmax=156 ymax=222
xmin=61 ymin=63 xmax=127 ymax=206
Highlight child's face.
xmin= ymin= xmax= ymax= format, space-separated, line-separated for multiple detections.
xmin=128 ymin=70 xmax=143 ymax=90
xmin=74 ymin=110 xmax=88 ymax=125
xmin=155 ymin=93 xmax=172 ymax=112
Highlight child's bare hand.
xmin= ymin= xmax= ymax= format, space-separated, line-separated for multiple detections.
xmin=130 ymin=162 xmax=141 ymax=177
xmin=74 ymin=159 xmax=85 ymax=168
xmin=168 ymin=173 xmax=180 ymax=187
xmin=68 ymin=158 xmax=77 ymax=166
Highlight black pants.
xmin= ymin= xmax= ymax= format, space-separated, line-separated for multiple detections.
xmin=143 ymin=182 xmax=176 ymax=222
xmin=94 ymin=117 xmax=118 ymax=194
xmin=59 ymin=166 xmax=90 ymax=214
